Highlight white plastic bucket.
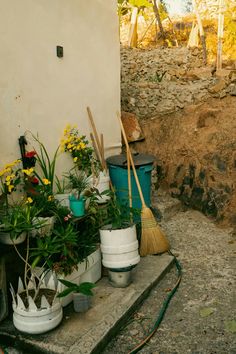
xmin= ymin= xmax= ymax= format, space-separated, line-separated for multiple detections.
xmin=54 ymin=193 xmax=70 ymax=208
xmin=90 ymin=172 xmax=110 ymax=203
xmin=56 ymin=248 xmax=101 ymax=307
xmin=99 ymin=224 xmax=140 ymax=269
xmin=13 ymin=299 xmax=63 ymax=334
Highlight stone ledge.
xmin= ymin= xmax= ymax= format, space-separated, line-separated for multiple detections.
xmin=0 ymin=254 xmax=174 ymax=354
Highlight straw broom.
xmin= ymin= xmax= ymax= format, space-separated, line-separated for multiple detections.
xmin=117 ymin=113 xmax=170 ymax=256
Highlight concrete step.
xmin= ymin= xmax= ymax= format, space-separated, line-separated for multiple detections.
xmin=152 ymin=190 xmax=182 ymax=222
xmin=0 ymin=254 xmax=174 ymax=354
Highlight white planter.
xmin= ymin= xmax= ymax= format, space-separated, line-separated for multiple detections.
xmin=99 ymin=224 xmax=140 ymax=269
xmin=0 ymin=231 xmax=26 ymax=245
xmin=31 ymin=216 xmax=56 ymax=237
xmin=56 ymin=248 xmax=101 ymax=307
xmin=90 ymin=172 xmax=110 ymax=204
xmin=55 ymin=193 xmax=70 ymax=208
xmin=13 ymin=296 xmax=63 ymax=334
xmin=11 ymin=274 xmax=63 ymax=334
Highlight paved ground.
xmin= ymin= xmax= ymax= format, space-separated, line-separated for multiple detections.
xmin=103 ymin=209 xmax=236 ymax=354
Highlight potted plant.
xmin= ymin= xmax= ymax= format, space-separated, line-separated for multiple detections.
xmin=61 ymin=124 xmax=100 ymax=177
xmin=57 ymin=279 xmax=96 ymax=313
xmin=29 ymin=202 xmax=101 ymax=307
xmin=22 ymin=133 xmax=60 ymax=236
xmin=99 ymin=193 xmax=141 ymax=287
xmin=54 ymin=176 xmax=70 ymax=208
xmin=66 ymin=170 xmax=90 ymax=217
xmin=6 ymin=200 xmax=63 ymax=334
xmin=0 ymin=199 xmax=39 ymax=245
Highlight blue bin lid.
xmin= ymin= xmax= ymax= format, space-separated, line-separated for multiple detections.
xmin=106 ymin=153 xmax=155 ymax=168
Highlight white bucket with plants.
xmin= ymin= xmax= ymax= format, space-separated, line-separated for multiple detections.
xmin=11 ymin=273 xmax=63 ymax=334
xmin=91 ymin=171 xmax=110 ymax=204
xmin=47 ymin=248 xmax=101 ymax=307
xmin=99 ymin=195 xmax=140 ymax=271
xmin=54 ymin=193 xmax=70 ymax=208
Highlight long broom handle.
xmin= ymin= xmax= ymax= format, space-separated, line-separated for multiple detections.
xmin=127 ymin=152 xmax=132 ymax=208
xmin=87 ymin=106 xmax=106 ymax=170
xmin=117 ymin=112 xmax=146 ymax=207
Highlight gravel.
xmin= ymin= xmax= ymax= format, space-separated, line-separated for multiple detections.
xmin=103 ymin=210 xmax=236 ymax=354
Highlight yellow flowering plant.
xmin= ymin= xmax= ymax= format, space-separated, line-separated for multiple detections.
xmin=21 ymin=133 xmax=59 ymax=217
xmin=61 ymin=125 xmax=100 ymax=175
xmin=0 ymin=159 xmax=22 ymax=210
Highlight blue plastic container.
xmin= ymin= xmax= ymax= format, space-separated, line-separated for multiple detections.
xmin=69 ymin=197 xmax=85 ymax=217
xmin=106 ymin=153 xmax=155 ymax=210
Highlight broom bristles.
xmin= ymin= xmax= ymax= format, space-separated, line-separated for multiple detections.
xmin=140 ymin=206 xmax=170 ymax=257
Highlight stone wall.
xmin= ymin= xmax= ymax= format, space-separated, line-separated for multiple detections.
xmin=121 ymin=46 xmax=236 ymax=120
xmin=121 ymin=47 xmax=236 ymax=226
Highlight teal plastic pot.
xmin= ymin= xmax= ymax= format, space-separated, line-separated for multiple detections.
xmin=106 ymin=153 xmax=155 ymax=210
xmin=69 ymin=198 xmax=85 ymax=217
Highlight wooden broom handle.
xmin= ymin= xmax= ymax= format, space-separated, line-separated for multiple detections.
xmin=90 ymin=133 xmax=102 ymax=166
xmin=87 ymin=106 xmax=106 ymax=170
xmin=127 ymin=152 xmax=132 ymax=208
xmin=117 ymin=112 xmax=146 ymax=207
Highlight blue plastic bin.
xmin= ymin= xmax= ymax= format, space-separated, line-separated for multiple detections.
xmin=106 ymin=153 xmax=155 ymax=210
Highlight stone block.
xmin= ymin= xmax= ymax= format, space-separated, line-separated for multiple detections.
xmin=208 ymin=79 xmax=227 ymax=94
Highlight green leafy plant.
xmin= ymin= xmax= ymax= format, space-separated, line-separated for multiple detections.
xmin=22 ymin=133 xmax=60 ymax=217
xmin=0 ymin=199 xmax=42 ymax=240
xmin=65 ymin=170 xmax=90 ymax=199
xmin=100 ymin=191 xmax=141 ymax=230
xmin=57 ymin=279 xmax=96 ymax=298
xmin=55 ymin=176 xmax=70 ymax=194
xmin=30 ymin=223 xmax=79 ymax=275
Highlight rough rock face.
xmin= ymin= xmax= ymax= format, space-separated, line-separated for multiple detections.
xmin=131 ymin=96 xmax=236 ymax=226
xmin=121 ymin=47 xmax=236 ymax=120
xmin=121 ymin=46 xmax=236 ymax=226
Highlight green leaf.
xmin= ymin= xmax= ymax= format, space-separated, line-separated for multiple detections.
xmin=58 ymin=278 xmax=77 ymax=288
xmin=225 ymin=320 xmax=236 ymax=333
xmin=200 ymin=307 xmax=215 ymax=318
xmin=57 ymin=287 xmax=77 ymax=298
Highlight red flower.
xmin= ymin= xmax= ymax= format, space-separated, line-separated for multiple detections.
xmin=24 ymin=151 xmax=37 ymax=158
xmin=31 ymin=177 xmax=39 ymax=184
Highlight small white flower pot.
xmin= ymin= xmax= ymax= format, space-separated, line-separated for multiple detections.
xmin=55 ymin=193 xmax=70 ymax=208
xmin=31 ymin=216 xmax=56 ymax=237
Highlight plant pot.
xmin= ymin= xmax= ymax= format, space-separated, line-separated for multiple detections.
xmin=73 ymin=293 xmax=91 ymax=313
xmin=0 ymin=231 xmax=26 ymax=245
xmin=52 ymin=248 xmax=101 ymax=307
xmin=90 ymin=172 xmax=110 ymax=204
xmin=11 ymin=275 xmax=63 ymax=334
xmin=108 ymin=268 xmax=133 ymax=288
xmin=69 ymin=198 xmax=85 ymax=217
xmin=31 ymin=216 xmax=56 ymax=237
xmin=99 ymin=224 xmax=140 ymax=269
xmin=55 ymin=193 xmax=70 ymax=208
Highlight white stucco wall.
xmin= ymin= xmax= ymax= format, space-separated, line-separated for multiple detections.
xmin=0 ymin=0 xmax=121 ymax=176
